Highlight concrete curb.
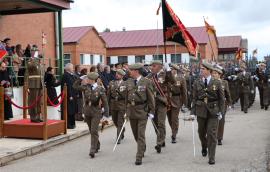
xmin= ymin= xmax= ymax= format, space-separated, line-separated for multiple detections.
xmin=0 ymin=121 xmax=114 ymax=167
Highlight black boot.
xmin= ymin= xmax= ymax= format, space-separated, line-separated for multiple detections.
xmin=202 ymin=148 xmax=207 ymax=157
xmin=218 ymin=139 xmax=222 ymax=145
xmin=89 ymin=152 xmax=95 ymax=158
xmin=155 ymin=145 xmax=161 ymax=153
xmin=135 ymin=159 xmax=142 ymax=165
xmin=171 ymin=136 xmax=177 ymax=144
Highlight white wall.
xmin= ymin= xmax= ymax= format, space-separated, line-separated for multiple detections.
xmin=182 ymin=53 xmax=190 ymax=63
xmin=128 ymin=55 xmax=136 ymax=64
xmin=110 ymin=56 xmax=118 ymax=64
xmin=145 ymin=55 xmax=153 ymax=64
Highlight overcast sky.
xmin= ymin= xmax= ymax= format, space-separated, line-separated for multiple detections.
xmin=63 ymin=0 xmax=270 ymax=60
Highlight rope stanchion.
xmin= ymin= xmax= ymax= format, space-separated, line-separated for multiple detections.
xmin=5 ymin=94 xmax=43 ymax=110
xmin=47 ymin=92 xmax=65 ymax=108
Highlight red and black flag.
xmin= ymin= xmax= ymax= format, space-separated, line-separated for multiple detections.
xmin=161 ymin=0 xmax=197 ymax=56
xmin=236 ymin=48 xmax=243 ymax=61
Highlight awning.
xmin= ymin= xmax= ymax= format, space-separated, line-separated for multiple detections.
xmin=0 ymin=0 xmax=73 ymax=15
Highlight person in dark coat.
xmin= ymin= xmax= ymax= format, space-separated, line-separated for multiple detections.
xmin=61 ymin=63 xmax=77 ymax=129
xmin=0 ymin=61 xmax=13 ymax=120
xmin=44 ymin=67 xmax=61 ymax=105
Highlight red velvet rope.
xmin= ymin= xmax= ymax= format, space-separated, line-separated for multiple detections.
xmin=47 ymin=92 xmax=65 ymax=107
xmin=51 ymin=93 xmax=63 ymax=103
xmin=5 ymin=94 xmax=43 ymax=110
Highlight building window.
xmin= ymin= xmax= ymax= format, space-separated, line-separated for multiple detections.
xmin=80 ymin=54 xmax=84 ymax=64
xmin=118 ymin=56 xmax=128 ymax=63
xmin=171 ymin=54 xmax=181 ymax=64
xmin=135 ymin=55 xmax=145 ymax=63
xmin=64 ymin=54 xmax=71 ymax=66
xmin=100 ymin=55 xmax=103 ymax=63
xmin=90 ymin=55 xmax=94 ymax=64
xmin=153 ymin=54 xmax=163 ymax=62
xmin=107 ymin=57 xmax=111 ymax=65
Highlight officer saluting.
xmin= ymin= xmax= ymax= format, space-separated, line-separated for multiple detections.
xmin=190 ymin=62 xmax=225 ymax=165
xmin=73 ymin=72 xmax=109 ymax=159
xmin=167 ymin=64 xmax=188 ymax=143
xmin=126 ymin=63 xmax=155 ymax=165
xmin=107 ymin=69 xmax=127 ymax=144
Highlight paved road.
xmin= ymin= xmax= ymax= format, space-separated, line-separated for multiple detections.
xmin=1 ymin=97 xmax=270 ymax=172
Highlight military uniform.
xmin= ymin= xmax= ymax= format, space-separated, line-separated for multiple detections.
xmin=126 ymin=64 xmax=155 ymax=165
xmin=237 ymin=69 xmax=254 ymax=113
xmin=191 ymin=62 xmax=225 ymax=164
xmin=27 ymin=58 xmax=42 ymax=123
xmin=107 ymin=69 xmax=127 ymax=144
xmin=256 ymin=64 xmax=270 ymax=110
xmin=146 ymin=61 xmax=176 ymax=152
xmin=73 ymin=72 xmax=109 ymax=158
xmin=167 ymin=64 xmax=187 ymax=143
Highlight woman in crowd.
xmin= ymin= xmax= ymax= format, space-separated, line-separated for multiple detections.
xmin=44 ymin=67 xmax=61 ymax=105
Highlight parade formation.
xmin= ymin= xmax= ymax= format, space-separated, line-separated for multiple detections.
xmin=0 ymin=0 xmax=270 ymax=171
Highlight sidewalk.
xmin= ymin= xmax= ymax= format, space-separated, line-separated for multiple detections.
xmin=0 ymin=119 xmax=114 ymax=166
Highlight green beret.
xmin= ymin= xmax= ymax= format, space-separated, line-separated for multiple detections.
xmin=87 ymin=72 xmax=99 ymax=80
xmin=202 ymin=62 xmax=214 ymax=70
xmin=150 ymin=60 xmax=163 ymax=65
xmin=129 ymin=63 xmax=143 ymax=70
xmin=116 ymin=69 xmax=126 ymax=76
xmin=170 ymin=64 xmax=180 ymax=70
xmin=212 ymin=67 xmax=223 ymax=74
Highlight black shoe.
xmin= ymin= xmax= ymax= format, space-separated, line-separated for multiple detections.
xmin=244 ymin=110 xmax=248 ymax=114
xmin=96 ymin=142 xmax=100 ymax=153
xmin=261 ymin=106 xmax=264 ymax=109
xmin=117 ymin=139 xmax=121 ymax=145
xmin=208 ymin=160 xmax=215 ymax=165
xmin=202 ymin=148 xmax=207 ymax=157
xmin=218 ymin=140 xmax=222 ymax=145
xmin=135 ymin=159 xmax=142 ymax=165
xmin=89 ymin=153 xmax=95 ymax=158
xmin=171 ymin=136 xmax=177 ymax=144
xmin=67 ymin=125 xmax=75 ymax=129
xmin=31 ymin=120 xmax=41 ymax=123
xmin=241 ymin=108 xmax=243 ymax=111
xmin=265 ymin=106 xmax=269 ymax=110
xmin=155 ymin=145 xmax=161 ymax=153
xmin=161 ymin=142 xmax=166 ymax=147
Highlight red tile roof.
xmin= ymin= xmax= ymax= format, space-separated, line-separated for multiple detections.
xmin=218 ymin=36 xmax=242 ymax=49
xmin=63 ymin=26 xmax=94 ymax=43
xmin=100 ymin=26 xmax=209 ymax=48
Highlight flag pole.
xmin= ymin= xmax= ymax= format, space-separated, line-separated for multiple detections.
xmin=203 ymin=17 xmax=216 ymax=62
xmin=161 ymin=0 xmax=167 ymax=63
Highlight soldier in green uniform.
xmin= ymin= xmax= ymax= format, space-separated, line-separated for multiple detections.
xmin=256 ymin=63 xmax=270 ymax=110
xmin=237 ymin=63 xmax=255 ymax=113
xmin=73 ymin=72 xmax=109 ymax=159
xmin=126 ymin=63 xmax=155 ymax=165
xmin=146 ymin=60 xmax=175 ymax=153
xmin=190 ymin=62 xmax=225 ymax=165
xmin=26 ymin=57 xmax=43 ymax=123
xmin=212 ymin=65 xmax=232 ymax=146
xmin=167 ymin=64 xmax=187 ymax=143
xmin=107 ymin=69 xmax=127 ymax=144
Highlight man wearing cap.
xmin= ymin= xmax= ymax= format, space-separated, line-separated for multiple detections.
xmin=237 ymin=63 xmax=255 ymax=113
xmin=146 ymin=60 xmax=176 ymax=153
xmin=212 ymin=65 xmax=232 ymax=146
xmin=190 ymin=62 xmax=225 ymax=165
xmin=126 ymin=63 xmax=155 ymax=165
xmin=256 ymin=63 xmax=270 ymax=110
xmin=167 ymin=64 xmax=187 ymax=143
xmin=73 ymin=72 xmax=109 ymax=159
xmin=107 ymin=69 xmax=127 ymax=144
xmin=26 ymin=56 xmax=43 ymax=123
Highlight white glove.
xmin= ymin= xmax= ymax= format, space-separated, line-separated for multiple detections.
xmin=268 ymin=79 xmax=270 ymax=82
xmin=233 ymin=75 xmax=238 ymax=81
xmin=181 ymin=106 xmax=189 ymax=113
xmin=228 ymin=106 xmax=232 ymax=110
xmin=217 ymin=112 xmax=223 ymax=120
xmin=164 ymin=63 xmax=171 ymax=71
xmin=228 ymin=76 xmax=232 ymax=80
xmin=148 ymin=113 xmax=154 ymax=119
xmin=80 ymin=75 xmax=87 ymax=80
xmin=251 ymin=90 xmax=254 ymax=94
xmin=101 ymin=108 xmax=105 ymax=113
xmin=190 ymin=115 xmax=196 ymax=120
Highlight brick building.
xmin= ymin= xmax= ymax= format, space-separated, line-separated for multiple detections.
xmin=218 ymin=36 xmax=248 ymax=61
xmin=63 ymin=26 xmax=106 ymax=66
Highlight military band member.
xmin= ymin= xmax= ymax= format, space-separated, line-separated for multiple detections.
xmin=27 ymin=57 xmax=42 ymax=123
xmin=107 ymin=69 xmax=127 ymax=144
xmin=256 ymin=63 xmax=270 ymax=110
xmin=190 ymin=62 xmax=225 ymax=165
xmin=237 ymin=64 xmax=255 ymax=113
xmin=212 ymin=65 xmax=232 ymax=146
xmin=146 ymin=60 xmax=176 ymax=153
xmin=73 ymin=72 xmax=109 ymax=159
xmin=167 ymin=64 xmax=187 ymax=143
xmin=126 ymin=63 xmax=155 ymax=165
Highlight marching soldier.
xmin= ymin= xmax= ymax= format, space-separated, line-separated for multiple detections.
xmin=237 ymin=63 xmax=255 ymax=113
xmin=126 ymin=63 xmax=155 ymax=165
xmin=107 ymin=69 xmax=127 ymax=144
xmin=226 ymin=67 xmax=240 ymax=106
xmin=146 ymin=60 xmax=175 ymax=153
xmin=190 ymin=62 xmax=225 ymax=165
xmin=73 ymin=72 xmax=109 ymax=159
xmin=212 ymin=65 xmax=232 ymax=146
xmin=167 ymin=64 xmax=187 ymax=143
xmin=256 ymin=63 xmax=270 ymax=110
xmin=26 ymin=57 xmax=43 ymax=123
